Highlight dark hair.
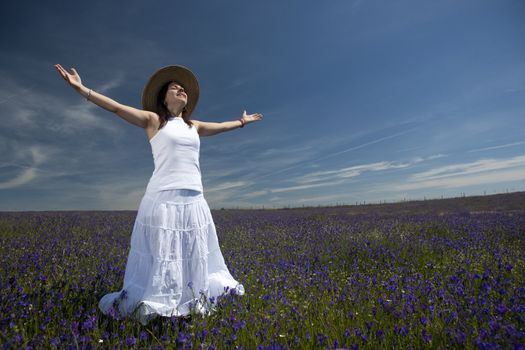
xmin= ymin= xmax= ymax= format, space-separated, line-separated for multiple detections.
xmin=155 ymin=81 xmax=195 ymax=130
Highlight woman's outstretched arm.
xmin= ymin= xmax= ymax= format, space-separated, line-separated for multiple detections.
xmin=54 ymin=64 xmax=154 ymax=129
xmin=193 ymin=110 xmax=263 ymax=137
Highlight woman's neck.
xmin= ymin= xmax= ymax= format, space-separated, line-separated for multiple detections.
xmin=167 ymin=107 xmax=183 ymax=119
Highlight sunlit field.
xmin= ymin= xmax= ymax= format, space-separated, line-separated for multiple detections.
xmin=1 ymin=192 xmax=524 ymax=349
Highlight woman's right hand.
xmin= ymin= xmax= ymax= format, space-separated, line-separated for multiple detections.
xmin=54 ymin=64 xmax=83 ymax=90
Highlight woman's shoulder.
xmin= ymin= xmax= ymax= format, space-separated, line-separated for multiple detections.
xmin=145 ymin=113 xmax=163 ymax=142
xmin=191 ymin=119 xmax=200 ymax=130
xmin=148 ymin=112 xmax=161 ymax=129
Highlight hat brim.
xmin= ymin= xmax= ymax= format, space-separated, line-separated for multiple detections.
xmin=141 ymin=65 xmax=200 ymax=118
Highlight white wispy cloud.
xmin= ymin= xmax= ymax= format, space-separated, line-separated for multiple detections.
xmin=412 ymin=155 xmax=525 ymax=181
xmin=294 ymin=192 xmax=357 ymax=204
xmin=257 ymin=145 xmax=313 ymax=158
xmin=388 ymin=154 xmax=525 ymax=191
xmin=394 ymin=168 xmax=525 ymax=191
xmin=1 ymin=75 xmax=124 ymax=135
xmin=467 ymin=141 xmax=525 ymax=153
xmin=0 ymin=71 xmax=130 ymax=191
xmin=96 ymin=72 xmax=125 ymax=93
xmin=0 ymin=145 xmax=50 ymax=189
xmin=93 ymin=180 xmax=149 ymax=210
xmin=206 ymin=180 xmax=252 ymax=192
xmin=295 ymin=161 xmax=410 ymax=185
xmin=0 ymin=167 xmax=38 ymax=189
xmin=294 ymin=154 xmax=445 ymax=185
xmin=235 ymin=154 xmax=445 ymax=198
xmin=241 ymin=189 xmax=269 ymax=199
xmin=269 ymin=179 xmax=349 ymax=194
xmin=244 ymin=127 xmax=420 ymax=182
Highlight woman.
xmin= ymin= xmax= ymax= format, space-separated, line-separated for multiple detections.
xmin=54 ymin=63 xmax=263 ymax=325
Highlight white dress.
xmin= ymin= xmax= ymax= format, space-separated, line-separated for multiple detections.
xmin=98 ymin=116 xmax=245 ymax=325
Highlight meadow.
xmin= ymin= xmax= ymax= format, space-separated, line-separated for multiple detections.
xmin=1 ymin=192 xmax=524 ymax=349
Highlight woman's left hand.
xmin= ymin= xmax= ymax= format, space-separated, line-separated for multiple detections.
xmin=241 ymin=110 xmax=263 ymax=125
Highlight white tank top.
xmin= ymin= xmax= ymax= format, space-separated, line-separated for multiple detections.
xmin=145 ymin=116 xmax=203 ymax=194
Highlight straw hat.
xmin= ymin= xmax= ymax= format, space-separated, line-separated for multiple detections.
xmin=141 ymin=65 xmax=200 ymax=117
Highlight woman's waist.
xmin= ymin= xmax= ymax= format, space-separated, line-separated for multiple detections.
xmin=150 ymin=164 xmax=201 ymax=176
xmin=142 ymin=188 xmax=205 ymax=206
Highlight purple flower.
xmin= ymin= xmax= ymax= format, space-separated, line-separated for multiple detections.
xmin=316 ymin=333 xmax=327 ymax=345
xmin=233 ymin=320 xmax=245 ymax=332
xmin=454 ymin=331 xmax=466 ymax=346
xmin=496 ymin=303 xmax=507 ymax=314
xmin=107 ymin=305 xmax=120 ymax=320
xmin=71 ymin=321 xmax=80 ymax=337
xmin=79 ymin=336 xmax=89 ymax=343
xmin=422 ymin=329 xmax=432 ymax=343
xmin=82 ymin=316 xmax=96 ymax=331
xmin=479 ymin=327 xmax=489 ymax=339
xmin=126 ymin=337 xmax=136 ymax=347
xmin=489 ymin=319 xmax=501 ymax=332
xmin=199 ymin=329 xmax=209 ymax=341
xmin=505 ymin=324 xmax=524 ymax=338
xmin=212 ymin=327 xmax=220 ymax=336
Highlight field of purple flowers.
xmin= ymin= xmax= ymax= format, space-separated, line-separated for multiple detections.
xmin=1 ymin=192 xmax=524 ymax=349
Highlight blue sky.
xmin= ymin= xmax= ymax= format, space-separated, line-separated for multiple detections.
xmin=1 ymin=0 xmax=524 ymax=210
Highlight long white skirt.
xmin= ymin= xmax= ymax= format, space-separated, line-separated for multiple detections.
xmin=98 ymin=189 xmax=245 ymax=325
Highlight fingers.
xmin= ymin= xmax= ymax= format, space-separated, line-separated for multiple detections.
xmin=244 ymin=110 xmax=263 ymax=118
xmin=54 ymin=64 xmax=75 ymax=84
xmin=54 ymin=64 xmax=66 ymax=75
xmin=240 ymin=110 xmax=263 ymax=124
xmin=54 ymin=64 xmax=71 ymax=76
xmin=54 ymin=64 xmax=67 ymax=80
xmin=55 ymin=64 xmax=66 ymax=74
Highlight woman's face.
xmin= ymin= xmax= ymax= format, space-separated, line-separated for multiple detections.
xmin=164 ymin=81 xmax=187 ymax=109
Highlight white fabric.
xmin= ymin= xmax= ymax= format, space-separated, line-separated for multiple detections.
xmin=99 ymin=189 xmax=245 ymax=325
xmin=99 ymin=117 xmax=243 ymax=325
xmin=145 ymin=116 xmax=203 ymax=194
